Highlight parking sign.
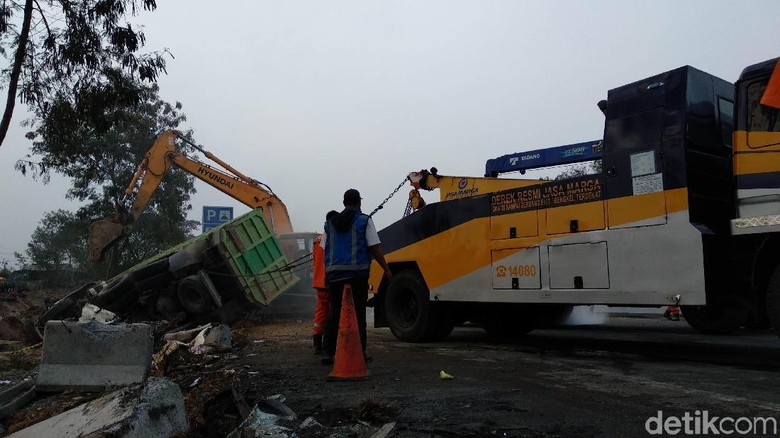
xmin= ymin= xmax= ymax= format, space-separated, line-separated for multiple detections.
xmin=202 ymin=206 xmax=234 ymax=233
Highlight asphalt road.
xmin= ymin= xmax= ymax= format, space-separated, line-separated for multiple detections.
xmin=240 ymin=312 xmax=780 ymax=437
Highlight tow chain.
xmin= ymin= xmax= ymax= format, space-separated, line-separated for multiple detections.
xmin=368 ymin=175 xmax=411 ymax=218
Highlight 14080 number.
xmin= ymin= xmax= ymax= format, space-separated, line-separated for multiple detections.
xmin=495 ymin=265 xmax=537 ymax=278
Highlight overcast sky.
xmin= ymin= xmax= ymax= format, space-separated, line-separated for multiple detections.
xmin=1 ymin=1 xmax=779 ymax=266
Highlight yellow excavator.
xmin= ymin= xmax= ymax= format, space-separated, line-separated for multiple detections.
xmin=88 ymin=130 xmax=295 ymax=262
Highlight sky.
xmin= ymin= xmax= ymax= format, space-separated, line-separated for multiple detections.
xmin=1 ymin=1 xmax=779 ymax=267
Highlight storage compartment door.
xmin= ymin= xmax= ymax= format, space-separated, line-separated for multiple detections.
xmin=548 ymin=242 xmax=610 ymax=289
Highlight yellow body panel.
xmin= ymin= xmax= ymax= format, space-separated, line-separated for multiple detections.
xmin=546 ymin=201 xmax=605 ymax=234
xmin=732 ymin=131 xmax=780 ymax=178
xmin=432 ymin=176 xmax=541 ymax=202
xmin=369 ymin=186 xmax=690 ymax=293
xmin=490 ymin=211 xmax=538 ymax=239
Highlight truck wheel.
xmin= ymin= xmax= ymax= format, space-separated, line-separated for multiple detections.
xmin=176 ymin=275 xmax=213 ymax=315
xmin=385 ymin=270 xmax=434 ymax=342
xmin=766 ymin=265 xmax=780 ymax=336
xmin=681 ymin=298 xmax=747 ymax=335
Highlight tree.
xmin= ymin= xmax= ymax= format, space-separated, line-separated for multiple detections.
xmin=19 ymin=79 xmax=198 ymax=275
xmin=0 ymin=258 xmax=11 ymax=277
xmin=0 ymin=0 xmax=167 ymax=149
xmin=26 ymin=209 xmax=89 ymax=269
xmin=555 ymin=160 xmax=602 ymax=180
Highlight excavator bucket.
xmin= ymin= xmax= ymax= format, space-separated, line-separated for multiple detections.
xmin=88 ymin=219 xmax=126 ymax=262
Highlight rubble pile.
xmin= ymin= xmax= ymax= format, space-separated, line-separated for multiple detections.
xmin=1 ymin=289 xmax=400 ymax=437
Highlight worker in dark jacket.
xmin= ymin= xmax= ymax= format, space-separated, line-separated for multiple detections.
xmin=322 ymin=189 xmax=392 ymax=364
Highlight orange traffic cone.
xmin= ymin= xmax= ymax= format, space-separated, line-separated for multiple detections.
xmin=329 ymin=284 xmax=367 ymax=380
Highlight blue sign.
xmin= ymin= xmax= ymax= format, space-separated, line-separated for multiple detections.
xmin=202 ymin=206 xmax=234 ymax=233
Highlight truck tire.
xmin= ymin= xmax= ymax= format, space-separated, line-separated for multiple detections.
xmin=681 ymin=298 xmax=747 ymax=335
xmin=92 ymin=275 xmax=135 ymax=308
xmin=385 ymin=270 xmax=435 ymax=342
xmin=176 ymin=275 xmax=213 ymax=315
xmin=766 ymin=265 xmax=780 ymax=336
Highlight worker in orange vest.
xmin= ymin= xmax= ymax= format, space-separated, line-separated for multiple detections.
xmin=311 ymin=211 xmax=337 ymax=354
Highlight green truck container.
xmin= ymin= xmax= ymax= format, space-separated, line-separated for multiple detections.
xmin=40 ymin=209 xmax=299 ymax=326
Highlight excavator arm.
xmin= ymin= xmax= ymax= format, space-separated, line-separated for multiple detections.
xmin=89 ymin=130 xmax=293 ymax=262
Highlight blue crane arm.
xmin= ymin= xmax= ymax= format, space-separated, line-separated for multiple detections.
xmin=484 ymin=140 xmax=602 ymax=177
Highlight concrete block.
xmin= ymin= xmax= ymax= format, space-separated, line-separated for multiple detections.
xmin=9 ymin=377 xmax=188 ymax=438
xmin=37 ymin=321 xmax=153 ymax=392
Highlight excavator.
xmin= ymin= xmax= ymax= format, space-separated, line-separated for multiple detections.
xmin=88 ymin=130 xmax=296 ymax=263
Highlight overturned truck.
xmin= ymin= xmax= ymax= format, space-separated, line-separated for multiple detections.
xmin=41 ymin=210 xmax=299 ymax=328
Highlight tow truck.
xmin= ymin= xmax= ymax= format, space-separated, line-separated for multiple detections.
xmin=368 ymin=57 xmax=780 ymax=341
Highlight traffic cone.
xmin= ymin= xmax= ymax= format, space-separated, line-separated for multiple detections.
xmin=329 ymin=284 xmax=367 ymax=380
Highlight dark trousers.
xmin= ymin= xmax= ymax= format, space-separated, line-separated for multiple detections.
xmin=323 ymin=277 xmax=368 ymax=357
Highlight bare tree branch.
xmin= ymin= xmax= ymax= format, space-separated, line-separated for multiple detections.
xmin=0 ymin=0 xmax=33 ymax=147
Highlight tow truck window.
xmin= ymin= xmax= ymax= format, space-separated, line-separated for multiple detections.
xmin=748 ymin=81 xmax=780 ymax=132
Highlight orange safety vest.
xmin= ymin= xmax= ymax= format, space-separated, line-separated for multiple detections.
xmin=312 ymin=235 xmax=326 ymax=290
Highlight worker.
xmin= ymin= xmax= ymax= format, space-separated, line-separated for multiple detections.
xmin=311 ymin=210 xmax=338 ymax=355
xmin=321 ymin=189 xmax=392 ymax=364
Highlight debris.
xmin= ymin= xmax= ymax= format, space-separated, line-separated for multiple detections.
xmin=267 ymin=393 xmax=286 ymax=403
xmin=163 ymin=324 xmax=212 ymax=343
xmin=190 ymin=324 xmax=232 ymax=355
xmin=225 ymin=405 xmax=292 ymax=438
xmin=189 ymin=377 xmax=201 ymax=388
xmin=151 ymin=339 xmax=186 ymax=372
xmin=77 ymin=303 xmax=117 ymax=324
xmin=0 ymin=379 xmax=35 ymax=420
xmin=0 ymin=317 xmax=40 ymax=344
xmin=36 ymin=321 xmax=153 ymax=392
xmin=231 ymin=387 xmax=252 ymax=419
xmin=371 ymin=422 xmax=397 ymax=438
xmin=8 ymin=378 xmax=188 ymax=438
xmin=439 ymin=370 xmax=455 ymax=380
xmin=259 ymin=396 xmax=297 ymax=420
xmin=0 ymin=381 xmax=11 ymax=385
xmin=354 ymin=397 xmax=397 ymax=423
xmin=204 ymin=324 xmax=232 ymax=349
xmin=300 ymin=416 xmax=322 ymax=429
